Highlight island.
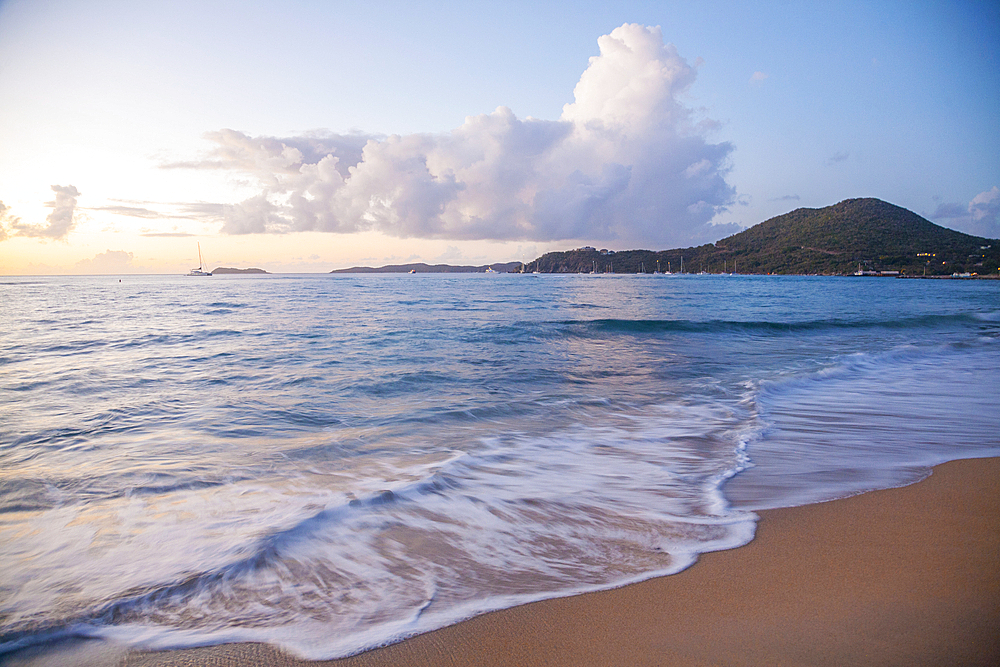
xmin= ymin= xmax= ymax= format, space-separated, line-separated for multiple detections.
xmin=210 ymin=267 xmax=269 ymax=274
xmin=332 ymin=262 xmax=522 ymax=274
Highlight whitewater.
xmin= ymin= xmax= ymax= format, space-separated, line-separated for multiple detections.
xmin=1 ymin=273 xmax=997 ymax=659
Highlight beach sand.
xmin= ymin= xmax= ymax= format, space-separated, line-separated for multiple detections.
xmin=13 ymin=457 xmax=1000 ymax=667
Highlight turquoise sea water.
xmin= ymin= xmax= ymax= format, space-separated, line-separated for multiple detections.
xmin=1 ymin=273 xmax=998 ymax=659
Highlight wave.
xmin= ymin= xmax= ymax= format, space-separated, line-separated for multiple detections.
xmin=558 ymin=311 xmax=999 ymax=336
xmin=726 ymin=337 xmax=1000 ymax=510
xmin=0 ymin=412 xmax=758 ymax=660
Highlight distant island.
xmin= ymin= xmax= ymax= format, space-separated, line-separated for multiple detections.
xmin=211 ymin=267 xmax=269 ymax=274
xmin=332 ymin=261 xmax=522 ymax=274
xmin=328 ymin=199 xmax=998 ymax=277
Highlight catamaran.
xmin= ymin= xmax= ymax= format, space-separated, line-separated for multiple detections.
xmin=187 ymin=243 xmax=212 ymax=276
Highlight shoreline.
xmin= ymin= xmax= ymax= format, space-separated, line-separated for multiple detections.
xmin=12 ymin=457 xmax=1000 ymax=666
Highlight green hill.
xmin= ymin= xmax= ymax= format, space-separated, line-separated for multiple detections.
xmin=531 ymin=199 xmax=999 ymax=275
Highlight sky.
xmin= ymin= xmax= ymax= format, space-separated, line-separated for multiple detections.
xmin=0 ymin=0 xmax=997 ymax=274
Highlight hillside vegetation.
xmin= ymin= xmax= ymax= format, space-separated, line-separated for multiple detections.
xmin=531 ymin=199 xmax=999 ymax=275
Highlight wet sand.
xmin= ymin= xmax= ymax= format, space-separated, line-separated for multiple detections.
xmin=13 ymin=457 xmax=1000 ymax=667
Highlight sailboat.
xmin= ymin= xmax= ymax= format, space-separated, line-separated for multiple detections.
xmin=187 ymin=243 xmax=212 ymax=276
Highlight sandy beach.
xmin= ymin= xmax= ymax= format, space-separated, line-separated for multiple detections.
xmin=12 ymin=457 xmax=999 ymax=667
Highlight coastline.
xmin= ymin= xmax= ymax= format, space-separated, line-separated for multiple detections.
xmin=14 ymin=457 xmax=1000 ymax=667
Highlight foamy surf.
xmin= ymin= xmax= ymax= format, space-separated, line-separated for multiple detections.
xmin=1 ymin=408 xmax=758 ymax=659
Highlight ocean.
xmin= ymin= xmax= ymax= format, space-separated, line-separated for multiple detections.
xmin=1 ymin=273 xmax=998 ymax=660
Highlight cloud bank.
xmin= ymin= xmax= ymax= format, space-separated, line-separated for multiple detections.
xmin=932 ymin=186 xmax=1000 ymax=239
xmin=174 ymin=24 xmax=737 ymax=247
xmin=6 ymin=185 xmax=81 ymax=240
xmin=74 ymin=249 xmax=135 ymax=273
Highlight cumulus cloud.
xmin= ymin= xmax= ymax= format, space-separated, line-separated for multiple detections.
xmin=171 ymin=24 xmax=736 ymax=247
xmin=750 ymin=71 xmax=768 ymax=83
xmin=73 ymin=249 xmax=135 ymax=274
xmin=10 ymin=185 xmax=81 ymax=240
xmin=931 ymin=186 xmax=1000 ymax=238
xmin=161 ymin=130 xmax=374 ymax=181
xmin=436 ymin=245 xmax=467 ymax=263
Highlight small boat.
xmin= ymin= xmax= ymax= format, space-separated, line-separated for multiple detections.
xmin=409 ymin=269 xmax=417 ymax=274
xmin=187 ymin=243 xmax=212 ymax=276
xmin=485 ymin=266 xmax=497 ymax=274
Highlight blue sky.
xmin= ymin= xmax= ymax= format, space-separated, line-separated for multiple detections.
xmin=1 ymin=0 xmax=997 ymax=273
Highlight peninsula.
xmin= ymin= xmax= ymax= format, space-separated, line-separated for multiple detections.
xmin=531 ymin=199 xmax=999 ymax=276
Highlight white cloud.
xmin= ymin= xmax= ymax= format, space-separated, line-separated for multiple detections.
xmin=931 ymin=186 xmax=1000 ymax=238
xmin=435 ymin=245 xmax=471 ymax=263
xmin=750 ymin=71 xmax=769 ymax=83
xmin=174 ymin=24 xmax=737 ymax=248
xmin=88 ymin=204 xmax=162 ymax=219
xmin=0 ymin=201 xmax=18 ymax=241
xmin=161 ymin=130 xmax=374 ymax=181
xmin=10 ymin=185 xmax=81 ymax=240
xmin=73 ymin=249 xmax=136 ymax=274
